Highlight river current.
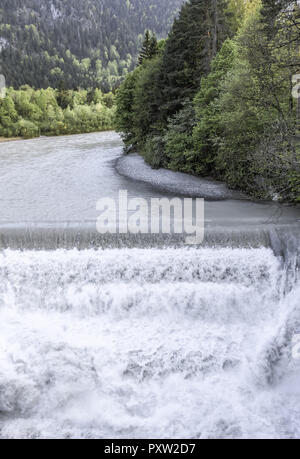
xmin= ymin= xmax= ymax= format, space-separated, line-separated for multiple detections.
xmin=0 ymin=132 xmax=300 ymax=439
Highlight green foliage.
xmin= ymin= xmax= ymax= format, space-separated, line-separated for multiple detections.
xmin=143 ymin=135 xmax=166 ymax=169
xmin=0 ymin=95 xmax=18 ymax=136
xmin=132 ymin=56 xmax=165 ymax=149
xmin=115 ymin=68 xmax=142 ymax=151
xmin=215 ymin=2 xmax=300 ymax=199
xmin=116 ymin=0 xmax=233 ymax=166
xmin=56 ymin=82 xmax=74 ymax=110
xmin=155 ymin=0 xmax=232 ymax=125
xmin=116 ymin=0 xmax=300 ymax=202
xmin=138 ymin=31 xmax=159 ymax=65
xmin=14 ymin=119 xmax=40 ymax=139
xmin=193 ymin=39 xmax=237 ymax=175
xmin=115 ymin=53 xmax=165 ymax=158
xmin=165 ymin=103 xmax=197 ymax=173
xmin=0 ymin=87 xmax=115 ymax=139
xmin=0 ymin=0 xmax=184 ymax=92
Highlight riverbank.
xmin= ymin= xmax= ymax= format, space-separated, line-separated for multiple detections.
xmin=0 ymin=137 xmax=22 ymax=143
xmin=116 ymin=153 xmax=248 ymax=201
xmin=116 ymin=152 xmax=300 ymax=206
xmin=0 ymin=127 xmax=114 ymax=143
xmin=2 ymin=131 xmax=300 ymax=227
xmin=0 ymin=87 xmax=115 ymax=140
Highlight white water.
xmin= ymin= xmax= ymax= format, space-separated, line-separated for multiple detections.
xmin=1 ymin=132 xmax=300 ymax=439
xmin=0 ymin=247 xmax=300 ymax=439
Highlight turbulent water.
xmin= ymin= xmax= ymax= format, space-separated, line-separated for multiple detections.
xmin=0 ymin=132 xmax=300 ymax=439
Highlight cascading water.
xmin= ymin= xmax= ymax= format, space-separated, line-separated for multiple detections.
xmin=0 ymin=245 xmax=299 ymax=439
xmin=1 ymin=132 xmax=300 ymax=439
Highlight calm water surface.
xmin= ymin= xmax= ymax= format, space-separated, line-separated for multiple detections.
xmin=0 ymin=131 xmax=300 ymax=227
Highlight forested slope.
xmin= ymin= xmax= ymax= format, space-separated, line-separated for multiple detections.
xmin=116 ymin=0 xmax=300 ymax=202
xmin=0 ymin=0 xmax=183 ymax=91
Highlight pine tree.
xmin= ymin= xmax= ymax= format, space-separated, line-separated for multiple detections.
xmin=149 ymin=35 xmax=159 ymax=58
xmin=0 ymin=0 xmax=183 ymax=91
xmin=116 ymin=0 xmax=233 ymax=166
xmin=159 ymin=0 xmax=232 ymax=120
xmin=138 ymin=31 xmax=159 ymax=65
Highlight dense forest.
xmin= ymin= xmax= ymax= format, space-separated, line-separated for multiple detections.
xmin=0 ymin=0 xmax=184 ymax=91
xmin=0 ymin=86 xmax=115 ymax=138
xmin=116 ymin=0 xmax=300 ymax=203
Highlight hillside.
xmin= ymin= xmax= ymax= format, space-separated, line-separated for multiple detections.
xmin=0 ymin=0 xmax=184 ymax=91
xmin=116 ymin=0 xmax=300 ymax=202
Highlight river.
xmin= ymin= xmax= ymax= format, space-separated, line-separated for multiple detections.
xmin=0 ymin=131 xmax=300 ymax=439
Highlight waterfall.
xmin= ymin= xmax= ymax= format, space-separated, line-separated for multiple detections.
xmin=0 ymin=239 xmax=299 ymax=439
xmin=1 ymin=132 xmax=300 ymax=438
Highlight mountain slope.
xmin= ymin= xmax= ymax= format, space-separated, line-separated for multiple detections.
xmin=0 ymin=0 xmax=184 ymax=91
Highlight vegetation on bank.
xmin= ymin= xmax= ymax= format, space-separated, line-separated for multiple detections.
xmin=0 ymin=86 xmax=115 ymax=139
xmin=0 ymin=137 xmax=21 ymax=142
xmin=116 ymin=0 xmax=300 ymax=203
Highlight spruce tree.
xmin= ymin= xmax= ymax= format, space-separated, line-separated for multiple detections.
xmin=0 ymin=0 xmax=183 ymax=90
xmin=138 ymin=31 xmax=159 ymax=65
xmin=158 ymin=0 xmax=232 ymax=121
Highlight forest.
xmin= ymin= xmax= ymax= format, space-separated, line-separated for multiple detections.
xmin=115 ymin=0 xmax=300 ymax=203
xmin=0 ymin=86 xmax=115 ymax=138
xmin=0 ymin=0 xmax=183 ymax=92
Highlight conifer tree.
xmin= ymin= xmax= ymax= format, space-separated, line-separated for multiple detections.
xmin=159 ymin=0 xmax=232 ymax=121
xmin=0 ymin=0 xmax=183 ymax=91
xmin=138 ymin=31 xmax=159 ymax=65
